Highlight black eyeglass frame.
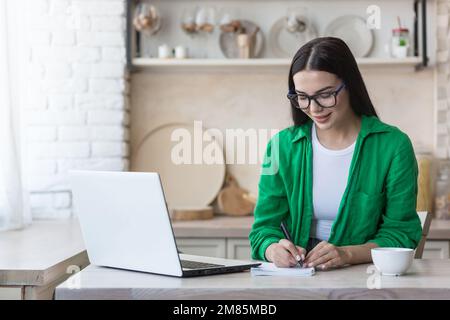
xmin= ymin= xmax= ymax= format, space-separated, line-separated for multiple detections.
xmin=287 ymin=83 xmax=346 ymax=110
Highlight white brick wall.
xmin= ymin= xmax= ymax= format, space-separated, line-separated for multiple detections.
xmin=24 ymin=0 xmax=128 ymax=219
xmin=436 ymin=0 xmax=450 ymax=158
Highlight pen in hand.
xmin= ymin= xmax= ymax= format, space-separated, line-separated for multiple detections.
xmin=280 ymin=221 xmax=304 ymax=268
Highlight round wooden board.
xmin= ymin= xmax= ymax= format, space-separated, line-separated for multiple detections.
xmin=132 ymin=123 xmax=225 ymax=208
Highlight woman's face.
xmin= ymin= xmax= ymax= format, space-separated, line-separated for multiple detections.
xmin=292 ymin=70 xmax=352 ymax=130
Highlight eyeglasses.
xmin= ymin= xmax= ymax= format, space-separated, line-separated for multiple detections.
xmin=287 ymin=83 xmax=346 ymax=110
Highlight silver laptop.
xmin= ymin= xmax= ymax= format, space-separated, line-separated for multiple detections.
xmin=69 ymin=170 xmax=260 ymax=277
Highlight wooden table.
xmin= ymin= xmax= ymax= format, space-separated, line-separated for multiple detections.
xmin=3 ymin=217 xmax=449 ymax=299
xmin=55 ymin=259 xmax=450 ymax=300
xmin=0 ymin=219 xmax=89 ymax=300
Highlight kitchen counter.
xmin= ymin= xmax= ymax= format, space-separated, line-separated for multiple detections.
xmin=172 ymin=215 xmax=254 ymax=238
xmin=0 ymin=219 xmax=89 ymax=299
xmin=55 ymin=259 xmax=450 ymax=300
xmin=2 ymin=215 xmax=448 ymax=299
xmin=172 ymin=215 xmax=450 ymax=240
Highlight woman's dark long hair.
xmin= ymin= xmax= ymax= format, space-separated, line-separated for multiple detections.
xmin=288 ymin=37 xmax=378 ymax=125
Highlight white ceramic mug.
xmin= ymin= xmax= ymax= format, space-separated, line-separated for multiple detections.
xmin=158 ymin=44 xmax=172 ymax=59
xmin=174 ymin=45 xmax=188 ymax=59
xmin=371 ymin=248 xmax=414 ymax=276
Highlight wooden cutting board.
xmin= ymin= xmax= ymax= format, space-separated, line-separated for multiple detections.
xmin=132 ymin=122 xmax=225 ymax=208
xmin=170 ymin=206 xmax=214 ymax=221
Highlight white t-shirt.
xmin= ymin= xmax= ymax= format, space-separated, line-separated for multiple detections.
xmin=311 ymin=123 xmax=356 ymax=241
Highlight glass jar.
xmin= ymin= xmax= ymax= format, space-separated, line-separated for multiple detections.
xmin=391 ymin=28 xmax=410 ymax=58
xmin=434 ymin=160 xmax=450 ymax=220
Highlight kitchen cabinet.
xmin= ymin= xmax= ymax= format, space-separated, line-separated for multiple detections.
xmin=176 ymin=238 xmax=227 ymax=258
xmin=0 ymin=287 xmax=22 ymax=300
xmin=424 ymin=219 xmax=450 ymax=259
xmin=172 ymin=216 xmax=254 ymax=259
xmin=422 ymin=241 xmax=450 ymax=259
xmin=176 ymin=237 xmax=450 ymax=261
xmin=173 ymin=216 xmax=450 ymax=261
xmin=175 ymin=237 xmax=252 ymax=260
xmin=227 ymin=238 xmax=253 ymax=260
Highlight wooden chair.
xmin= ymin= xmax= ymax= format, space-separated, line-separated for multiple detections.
xmin=414 ymin=211 xmax=432 ymax=259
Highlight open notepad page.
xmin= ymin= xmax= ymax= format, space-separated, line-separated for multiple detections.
xmin=251 ymin=262 xmax=315 ymax=277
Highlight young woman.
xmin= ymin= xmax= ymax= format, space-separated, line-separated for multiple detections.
xmin=249 ymin=37 xmax=422 ymax=270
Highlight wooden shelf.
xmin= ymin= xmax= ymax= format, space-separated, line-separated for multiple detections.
xmin=132 ymin=56 xmax=424 ymax=70
xmin=127 ymin=1 xmax=429 ymax=71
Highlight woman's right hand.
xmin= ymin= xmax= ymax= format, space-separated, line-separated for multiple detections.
xmin=265 ymin=239 xmax=306 ymax=267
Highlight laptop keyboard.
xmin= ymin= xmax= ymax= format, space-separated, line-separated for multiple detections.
xmin=180 ymin=260 xmax=225 ymax=269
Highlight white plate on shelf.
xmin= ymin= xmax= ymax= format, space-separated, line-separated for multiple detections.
xmin=323 ymin=15 xmax=374 ymax=57
xmin=269 ymin=16 xmax=318 ymax=58
xmin=132 ymin=123 xmax=225 ymax=208
xmin=219 ymin=20 xmax=264 ymax=58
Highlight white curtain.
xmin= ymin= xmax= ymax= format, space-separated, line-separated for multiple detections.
xmin=0 ymin=0 xmax=31 ymax=231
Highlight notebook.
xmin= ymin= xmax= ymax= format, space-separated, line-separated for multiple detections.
xmin=251 ymin=262 xmax=315 ymax=277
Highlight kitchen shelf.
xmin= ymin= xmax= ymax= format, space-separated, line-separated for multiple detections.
xmin=132 ymin=56 xmax=424 ymax=70
xmin=127 ymin=0 xmax=429 ymax=71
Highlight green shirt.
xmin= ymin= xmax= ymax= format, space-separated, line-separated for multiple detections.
xmin=249 ymin=115 xmax=422 ymax=261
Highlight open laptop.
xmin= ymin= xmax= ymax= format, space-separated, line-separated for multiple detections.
xmin=69 ymin=170 xmax=261 ymax=277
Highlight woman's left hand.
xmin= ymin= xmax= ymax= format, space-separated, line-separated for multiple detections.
xmin=303 ymin=241 xmax=350 ymax=270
